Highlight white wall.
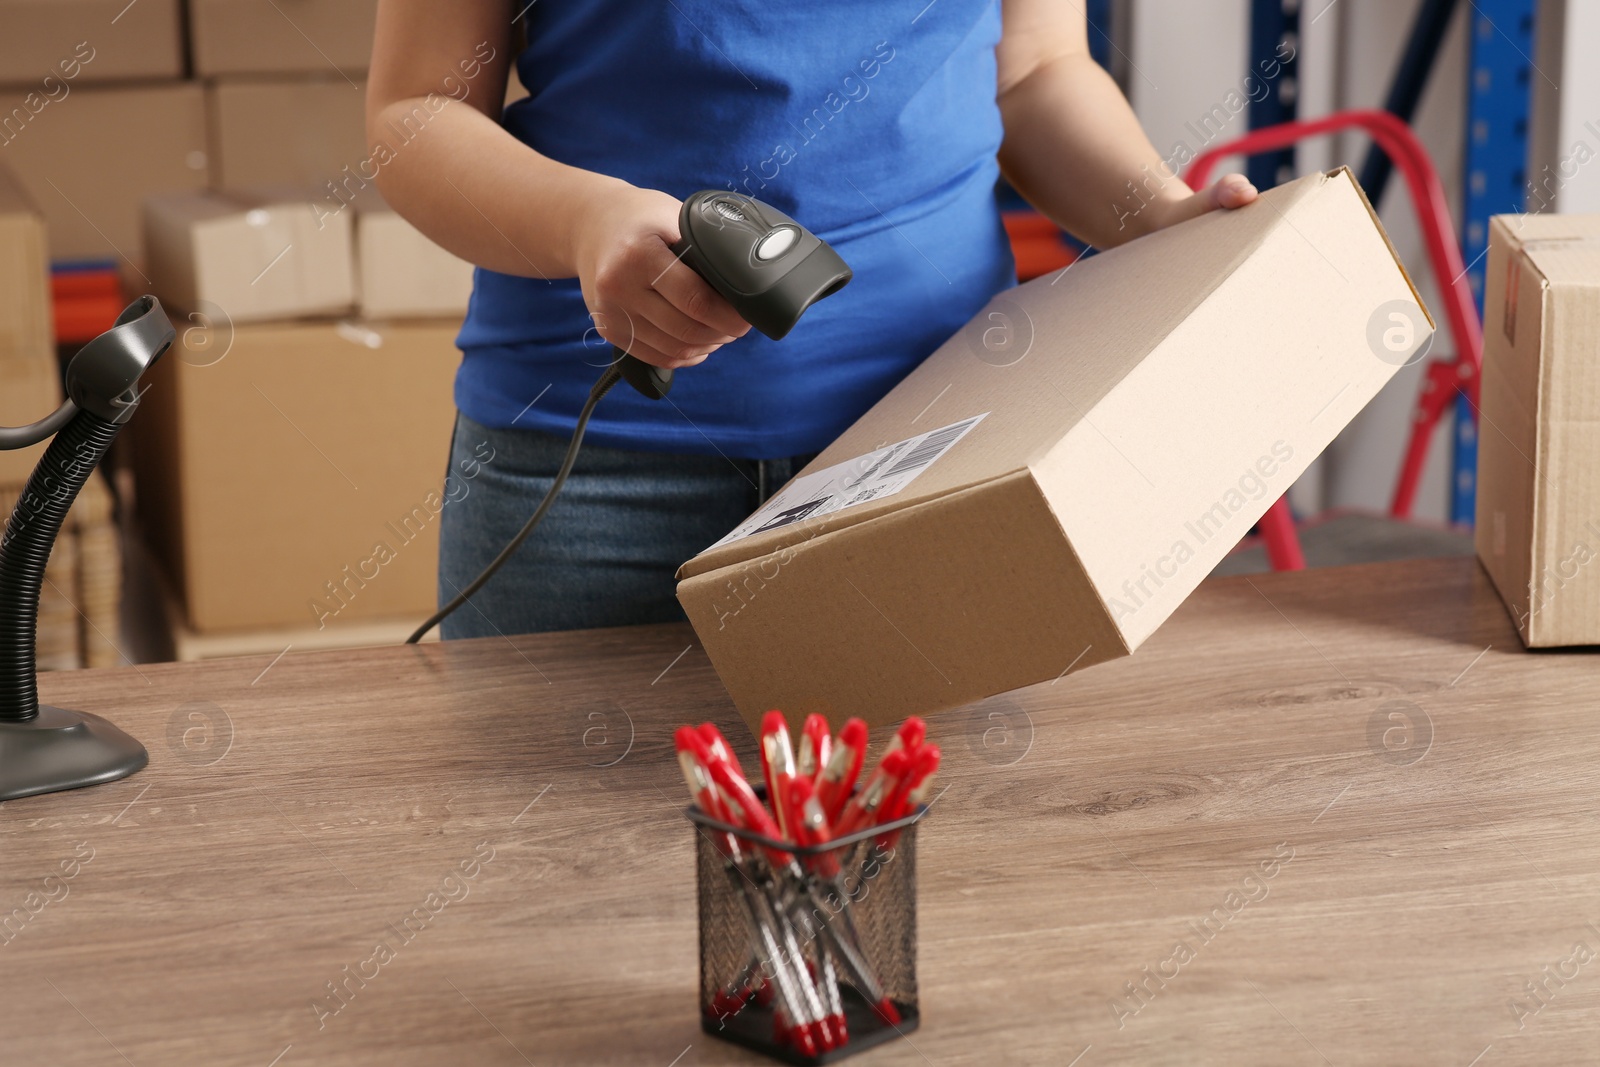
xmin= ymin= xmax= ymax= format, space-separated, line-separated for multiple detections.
xmin=1531 ymin=0 xmax=1600 ymax=214
xmin=1319 ymin=0 xmax=1467 ymax=523
xmin=1127 ymin=0 xmax=1251 ymax=180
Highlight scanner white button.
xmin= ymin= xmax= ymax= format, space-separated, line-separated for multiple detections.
xmin=755 ymin=227 xmax=798 ymax=261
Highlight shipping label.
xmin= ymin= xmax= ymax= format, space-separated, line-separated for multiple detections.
xmin=707 ymin=413 xmax=989 ymax=549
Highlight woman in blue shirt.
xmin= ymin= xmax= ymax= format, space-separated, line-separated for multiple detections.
xmin=367 ymin=1 xmax=1257 ymax=638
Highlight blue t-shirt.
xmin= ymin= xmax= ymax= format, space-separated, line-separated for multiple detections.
xmin=455 ymin=0 xmax=1017 ymax=459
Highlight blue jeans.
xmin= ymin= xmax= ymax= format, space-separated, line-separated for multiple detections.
xmin=437 ymin=413 xmax=817 ymax=638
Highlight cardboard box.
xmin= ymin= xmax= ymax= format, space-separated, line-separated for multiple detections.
xmin=189 ymin=0 xmax=377 ymax=77
xmin=0 ymin=165 xmax=53 ymax=362
xmin=677 ymin=168 xmax=1433 ymax=730
xmin=144 ymin=189 xmax=356 ymax=322
xmin=208 ymin=78 xmax=367 ymax=191
xmin=0 ymin=0 xmax=182 ymax=85
xmin=1475 ymin=213 xmax=1600 ymax=646
xmin=354 ymin=191 xmax=474 ymax=319
xmin=0 ymin=166 xmax=61 ymax=486
xmin=131 ymin=319 xmax=462 ymax=632
xmin=0 ymin=82 xmax=207 ymax=262
xmin=0 ymin=356 xmax=60 ymax=487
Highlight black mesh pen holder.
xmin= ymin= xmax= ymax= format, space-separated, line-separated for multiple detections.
xmin=688 ymin=800 xmax=925 ymax=1064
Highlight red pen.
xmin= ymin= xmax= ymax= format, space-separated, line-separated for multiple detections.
xmin=758 ymin=711 xmax=797 ymax=835
xmin=698 ymin=737 xmax=830 ymax=1054
xmin=880 ymin=743 xmax=940 ymax=826
xmin=708 ymin=757 xmax=791 ymax=866
xmin=714 ymin=757 xmax=836 ymax=1051
xmin=782 ymin=776 xmax=840 ymax=878
xmin=677 ymin=728 xmax=810 ymax=1046
xmin=885 ymin=716 xmax=926 ymax=760
xmin=876 ymin=743 xmax=940 ymax=850
xmin=834 ymin=747 xmax=912 ymax=838
xmin=815 ymin=718 xmax=867 ymax=824
xmin=772 ymin=770 xmax=799 ymax=842
xmin=782 ymin=751 xmax=904 ymax=1035
xmin=788 ymin=764 xmax=902 ymax=1029
xmin=796 ymin=714 xmax=832 ymax=781
xmin=675 ymin=727 xmax=737 ymax=848
xmin=781 ymin=776 xmax=851 ymax=1044
xmin=697 ymin=723 xmax=748 ymax=780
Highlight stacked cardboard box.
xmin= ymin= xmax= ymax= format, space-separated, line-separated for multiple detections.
xmin=0 ymin=166 xmax=59 ymax=484
xmin=189 ymin=0 xmax=378 ymax=77
xmin=207 ymin=77 xmax=369 ymax=192
xmin=0 ymin=474 xmax=122 ymax=670
xmin=0 ymin=82 xmax=209 ymax=264
xmin=135 ymin=182 xmax=467 ymax=647
xmin=145 ymin=189 xmax=359 ymax=322
xmin=202 ymin=77 xmax=489 ymax=320
xmin=0 ymin=4 xmax=517 ymax=654
xmin=130 ymin=319 xmax=461 ymax=637
xmin=0 ymin=0 xmax=501 ymax=297
xmin=143 ymin=185 xmax=475 ymax=323
xmin=0 ymin=0 xmax=183 ymax=84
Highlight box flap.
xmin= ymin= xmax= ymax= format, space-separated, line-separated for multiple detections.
xmin=1491 ymin=214 xmax=1600 ymax=286
xmin=1525 ymin=243 xmax=1600 ymax=293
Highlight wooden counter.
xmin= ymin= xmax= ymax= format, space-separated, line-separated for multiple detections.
xmin=3 ymin=557 xmax=1597 ymax=1065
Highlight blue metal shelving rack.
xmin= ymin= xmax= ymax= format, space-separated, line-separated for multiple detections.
xmin=1456 ymin=0 xmax=1537 ymax=525
xmin=1247 ymin=0 xmax=1301 ymax=190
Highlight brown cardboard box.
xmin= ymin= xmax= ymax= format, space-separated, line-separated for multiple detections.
xmin=0 ymin=82 xmax=207 ymax=263
xmin=144 ymin=189 xmax=356 ymax=322
xmin=1475 ymin=214 xmax=1600 ymax=646
xmin=132 ymin=319 xmax=462 ymax=632
xmin=189 ymin=0 xmax=377 ymax=77
xmin=0 ymin=165 xmax=53 ymax=361
xmin=354 ymin=192 xmax=474 ymax=319
xmin=0 ymin=0 xmax=182 ymax=85
xmin=677 ymin=168 xmax=1433 ymax=730
xmin=208 ymin=78 xmax=367 ymax=191
xmin=0 ymin=166 xmax=61 ymax=485
xmin=0 ymin=356 xmax=59 ymax=486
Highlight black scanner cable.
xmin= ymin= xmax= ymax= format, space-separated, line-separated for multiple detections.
xmin=407 ymin=191 xmax=852 ymax=644
xmin=407 ymin=361 xmax=622 ymax=644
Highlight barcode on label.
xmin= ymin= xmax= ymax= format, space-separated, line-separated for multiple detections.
xmin=846 ymin=485 xmax=885 ymax=506
xmin=844 ymin=442 xmax=905 ymax=489
xmin=882 ymin=416 xmax=983 ymax=478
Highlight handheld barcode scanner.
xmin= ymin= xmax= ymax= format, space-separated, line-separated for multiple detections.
xmin=617 ymin=191 xmax=853 ymax=400
xmin=409 ymin=191 xmax=851 ymax=641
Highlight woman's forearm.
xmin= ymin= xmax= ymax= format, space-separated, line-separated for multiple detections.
xmin=997 ymin=52 xmax=1193 ymax=249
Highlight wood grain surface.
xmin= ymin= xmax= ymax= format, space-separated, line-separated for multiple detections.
xmin=3 ymin=556 xmax=1598 ymax=1066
